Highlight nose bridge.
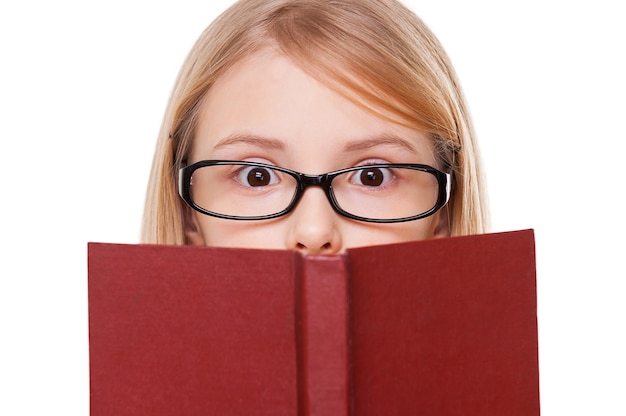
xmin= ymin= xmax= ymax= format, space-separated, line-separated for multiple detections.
xmin=287 ymin=180 xmax=343 ymax=255
xmin=297 ymin=172 xmax=334 ymax=208
xmin=300 ymin=172 xmax=329 ymax=188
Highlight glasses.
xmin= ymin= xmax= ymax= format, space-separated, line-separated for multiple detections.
xmin=178 ymin=160 xmax=451 ymax=223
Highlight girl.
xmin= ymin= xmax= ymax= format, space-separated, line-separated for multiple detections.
xmin=141 ymin=0 xmax=488 ymax=253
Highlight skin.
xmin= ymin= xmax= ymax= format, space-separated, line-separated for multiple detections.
xmin=185 ymin=49 xmax=448 ymax=254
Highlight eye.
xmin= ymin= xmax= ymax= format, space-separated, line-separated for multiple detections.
xmin=350 ymin=166 xmax=393 ymax=187
xmin=236 ymin=165 xmax=280 ymax=187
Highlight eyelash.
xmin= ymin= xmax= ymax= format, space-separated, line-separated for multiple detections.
xmin=353 ymin=158 xmax=391 ymax=167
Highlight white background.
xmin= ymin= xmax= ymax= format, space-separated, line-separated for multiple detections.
xmin=1 ymin=1 xmax=624 ymax=414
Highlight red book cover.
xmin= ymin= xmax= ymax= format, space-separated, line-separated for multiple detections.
xmin=88 ymin=229 xmax=539 ymax=415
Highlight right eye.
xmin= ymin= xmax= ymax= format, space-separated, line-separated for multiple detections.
xmin=235 ymin=165 xmax=280 ymax=187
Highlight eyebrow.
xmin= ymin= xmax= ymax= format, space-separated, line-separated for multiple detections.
xmin=212 ymin=132 xmax=418 ymax=154
xmin=341 ymin=134 xmax=418 ymax=153
xmin=213 ymin=134 xmax=286 ymax=151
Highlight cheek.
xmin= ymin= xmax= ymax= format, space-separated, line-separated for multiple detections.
xmin=340 ymin=217 xmax=438 ymax=249
xmin=198 ymin=217 xmax=286 ymax=249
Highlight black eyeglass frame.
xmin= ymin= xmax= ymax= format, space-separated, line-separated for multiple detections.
xmin=178 ymin=160 xmax=451 ymax=223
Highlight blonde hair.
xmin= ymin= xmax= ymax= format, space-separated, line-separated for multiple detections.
xmin=141 ymin=0 xmax=489 ymax=244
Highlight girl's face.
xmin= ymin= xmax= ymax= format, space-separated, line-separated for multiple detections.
xmin=185 ymin=50 xmax=448 ymax=254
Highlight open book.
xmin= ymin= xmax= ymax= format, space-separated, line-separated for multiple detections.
xmin=88 ymin=229 xmax=539 ymax=415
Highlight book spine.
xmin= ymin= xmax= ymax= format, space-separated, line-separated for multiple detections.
xmin=296 ymin=255 xmax=350 ymax=416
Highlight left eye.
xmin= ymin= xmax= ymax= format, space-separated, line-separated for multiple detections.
xmin=236 ymin=165 xmax=280 ymax=187
xmin=350 ymin=166 xmax=393 ymax=187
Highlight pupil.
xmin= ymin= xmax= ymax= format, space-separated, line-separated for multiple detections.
xmin=361 ymin=168 xmax=383 ymax=186
xmin=247 ymin=168 xmax=270 ymax=186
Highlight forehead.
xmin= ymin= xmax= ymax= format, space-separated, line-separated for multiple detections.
xmin=191 ymin=50 xmax=435 ymax=169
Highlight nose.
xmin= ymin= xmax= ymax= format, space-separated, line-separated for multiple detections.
xmin=286 ymin=187 xmax=343 ymax=255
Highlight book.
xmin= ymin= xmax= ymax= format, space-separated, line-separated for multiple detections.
xmin=88 ymin=229 xmax=539 ymax=415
